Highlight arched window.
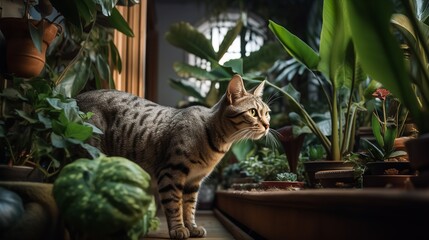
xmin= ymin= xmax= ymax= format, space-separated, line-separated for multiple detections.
xmin=187 ymin=11 xmax=266 ymax=96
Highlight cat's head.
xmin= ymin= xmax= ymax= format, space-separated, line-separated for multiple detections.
xmin=222 ymin=74 xmax=270 ymax=141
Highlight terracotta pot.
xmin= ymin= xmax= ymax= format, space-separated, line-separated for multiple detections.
xmin=405 ymin=133 xmax=429 ymax=188
xmin=303 ymin=160 xmax=354 ymax=188
xmin=365 ymin=161 xmax=414 ymax=175
xmin=0 ymin=18 xmax=59 ymax=78
xmin=363 ymin=175 xmax=415 ymax=188
xmin=314 ymin=169 xmax=356 ymax=188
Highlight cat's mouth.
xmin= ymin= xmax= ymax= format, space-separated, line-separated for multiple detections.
xmin=254 ymin=128 xmax=270 ymax=139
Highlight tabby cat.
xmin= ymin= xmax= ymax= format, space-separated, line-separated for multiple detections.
xmin=76 ymin=74 xmax=271 ymax=239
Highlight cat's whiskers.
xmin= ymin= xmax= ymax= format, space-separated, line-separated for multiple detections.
xmin=265 ymin=129 xmax=281 ymax=150
xmin=265 ymin=92 xmax=282 ymax=107
xmin=228 ymin=127 xmax=258 ymax=142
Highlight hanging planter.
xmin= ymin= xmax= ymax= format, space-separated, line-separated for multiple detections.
xmin=0 ymin=17 xmax=59 ymax=78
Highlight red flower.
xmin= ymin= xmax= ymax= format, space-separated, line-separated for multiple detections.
xmin=372 ymin=88 xmax=390 ymax=100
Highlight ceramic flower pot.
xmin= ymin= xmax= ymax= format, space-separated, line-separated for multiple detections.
xmin=405 ymin=133 xmax=429 ymax=188
xmin=0 ymin=18 xmax=59 ymax=78
xmin=303 ymin=160 xmax=354 ymax=188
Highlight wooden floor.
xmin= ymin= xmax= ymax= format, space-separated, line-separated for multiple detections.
xmin=145 ymin=211 xmax=235 ymax=239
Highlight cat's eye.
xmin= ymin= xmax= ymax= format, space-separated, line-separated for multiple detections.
xmin=250 ymin=109 xmax=258 ymax=117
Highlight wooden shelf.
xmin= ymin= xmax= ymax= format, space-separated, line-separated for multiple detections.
xmin=215 ymin=189 xmax=429 ymax=240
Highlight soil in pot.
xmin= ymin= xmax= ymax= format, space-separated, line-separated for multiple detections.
xmin=260 ymin=181 xmax=305 ymax=190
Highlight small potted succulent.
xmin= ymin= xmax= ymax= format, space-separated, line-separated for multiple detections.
xmin=261 ymin=172 xmax=304 ymax=190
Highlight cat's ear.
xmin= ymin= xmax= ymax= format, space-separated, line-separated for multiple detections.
xmin=227 ymin=74 xmax=246 ymax=104
xmin=252 ymin=81 xmax=265 ymax=98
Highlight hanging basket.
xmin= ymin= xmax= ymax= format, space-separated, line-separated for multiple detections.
xmin=0 ymin=17 xmax=59 ymax=78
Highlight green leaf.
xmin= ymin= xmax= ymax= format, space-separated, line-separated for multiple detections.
xmin=217 ymin=19 xmax=243 ymax=61
xmin=168 ymin=78 xmax=205 ymax=102
xmin=28 ymin=20 xmax=44 ymax=53
xmin=52 ymin=119 xmax=66 ymax=135
xmin=51 ymin=132 xmax=67 ymax=148
xmin=15 ymin=110 xmax=38 ymax=124
xmin=109 ymin=40 xmax=122 ymax=73
xmin=55 ymin=55 xmax=91 ymax=98
xmin=172 ymin=62 xmax=216 ymax=80
xmin=107 ymin=8 xmax=134 ymax=37
xmin=166 ymin=22 xmax=217 ymax=62
xmin=243 ymin=42 xmax=284 ymax=72
xmin=79 ymin=143 xmax=101 ymax=159
xmin=223 ymin=59 xmax=243 ymax=75
xmin=268 ymin=20 xmax=319 ymax=70
xmin=361 ymin=138 xmax=384 ymax=161
xmin=344 ymin=0 xmax=422 ymax=132
xmin=38 ymin=112 xmax=52 ymax=128
xmin=383 ymin=122 xmax=397 ymax=155
xmin=231 ymin=140 xmax=255 ymax=161
xmin=65 ymin=122 xmax=93 ymax=141
xmin=387 ymin=150 xmax=407 ymax=158
xmin=371 ymin=113 xmax=384 ymax=148
xmin=76 ymin=0 xmax=96 ymax=27
xmin=96 ymin=55 xmax=112 ymax=82
xmin=94 ymin=0 xmax=116 ymax=16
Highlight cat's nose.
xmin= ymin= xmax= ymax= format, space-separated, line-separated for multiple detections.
xmin=263 ymin=122 xmax=270 ymax=130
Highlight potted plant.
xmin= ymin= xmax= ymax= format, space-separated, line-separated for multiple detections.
xmin=0 ymin=0 xmax=61 ymax=78
xmin=0 ymin=77 xmax=102 ymax=181
xmin=267 ymin=0 xmax=366 ymax=186
xmin=261 ymin=172 xmax=304 ymax=190
xmin=344 ymin=0 xmax=429 ymax=187
xmin=52 ymin=155 xmax=159 ymax=239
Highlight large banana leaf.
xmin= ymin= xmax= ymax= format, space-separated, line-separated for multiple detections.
xmin=243 ymin=42 xmax=284 ymax=72
xmin=344 ymin=0 xmax=427 ymax=133
xmin=165 ymin=22 xmax=217 ymax=62
xmin=217 ymin=20 xmax=243 ymax=61
xmin=173 ymin=62 xmax=217 ymax=80
xmin=268 ymin=20 xmax=319 ymax=70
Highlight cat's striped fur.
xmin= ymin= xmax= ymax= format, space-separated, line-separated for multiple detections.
xmin=76 ymin=75 xmax=270 ymax=239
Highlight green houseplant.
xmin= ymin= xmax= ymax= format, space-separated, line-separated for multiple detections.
xmin=0 ymin=77 xmax=102 ymax=180
xmin=53 ymin=155 xmax=158 ymax=240
xmin=267 ymin=0 xmax=366 ymax=162
xmin=343 ymin=0 xmax=429 ymax=187
xmin=267 ymin=0 xmax=367 ymax=186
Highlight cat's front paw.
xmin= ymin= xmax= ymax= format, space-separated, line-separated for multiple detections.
xmin=169 ymin=226 xmax=190 ymax=239
xmin=188 ymin=225 xmax=207 ymax=237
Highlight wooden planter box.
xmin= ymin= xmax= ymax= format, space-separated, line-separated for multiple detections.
xmin=215 ymin=189 xmax=429 ymax=240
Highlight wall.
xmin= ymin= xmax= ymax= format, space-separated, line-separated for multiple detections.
xmin=154 ymin=0 xmax=206 ymax=107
